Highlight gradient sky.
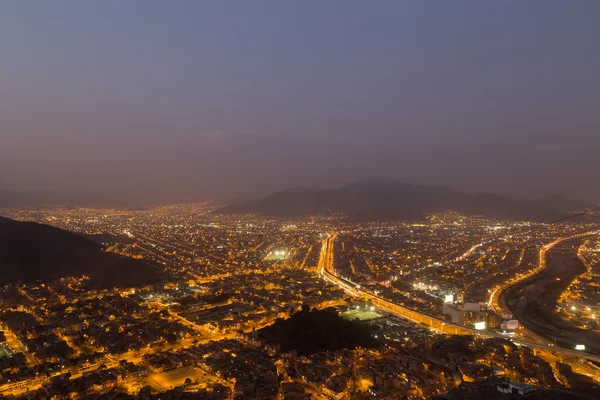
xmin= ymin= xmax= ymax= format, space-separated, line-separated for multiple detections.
xmin=1 ymin=1 xmax=599 ymax=204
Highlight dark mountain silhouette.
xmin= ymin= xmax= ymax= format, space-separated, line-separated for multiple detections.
xmin=219 ymin=178 xmax=564 ymax=222
xmin=0 ymin=217 xmax=164 ymax=288
xmin=528 ymin=195 xmax=596 ymax=213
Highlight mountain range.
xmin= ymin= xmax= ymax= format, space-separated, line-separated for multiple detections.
xmin=2 ymin=181 xmax=596 ymax=222
xmin=0 ymin=216 xmax=164 ymax=288
xmin=219 ymin=178 xmax=595 ymax=222
xmin=528 ymin=195 xmax=596 ymax=213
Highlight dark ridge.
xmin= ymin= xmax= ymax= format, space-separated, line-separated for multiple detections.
xmin=219 ymin=178 xmax=564 ymax=222
xmin=528 ymin=194 xmax=597 ymax=213
xmin=0 ymin=217 xmax=165 ymax=288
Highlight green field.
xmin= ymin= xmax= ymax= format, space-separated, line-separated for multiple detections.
xmin=342 ymin=309 xmax=382 ymax=321
xmin=0 ymin=344 xmax=13 ymax=358
xmin=264 ymin=250 xmax=289 ymax=261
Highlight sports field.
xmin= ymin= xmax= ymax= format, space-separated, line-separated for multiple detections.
xmin=264 ymin=250 xmax=289 ymax=260
xmin=0 ymin=344 xmax=13 ymax=358
xmin=147 ymin=366 xmax=205 ymax=391
xmin=342 ymin=309 xmax=382 ymax=321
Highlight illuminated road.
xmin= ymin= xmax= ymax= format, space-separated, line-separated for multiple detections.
xmin=488 ymin=231 xmax=599 ymax=317
xmin=491 ymin=231 xmax=600 ymax=346
xmin=317 ymin=234 xmax=600 ymax=365
xmin=491 ymin=231 xmax=600 ymax=382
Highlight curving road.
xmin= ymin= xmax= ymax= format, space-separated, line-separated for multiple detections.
xmin=501 ymin=233 xmax=600 ymax=353
xmin=318 ymin=233 xmax=600 ymax=364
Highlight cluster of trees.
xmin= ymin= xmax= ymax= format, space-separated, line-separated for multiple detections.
xmin=259 ymin=304 xmax=378 ymax=354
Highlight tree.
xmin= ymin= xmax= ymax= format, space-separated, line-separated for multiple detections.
xmin=165 ymin=332 xmax=178 ymax=343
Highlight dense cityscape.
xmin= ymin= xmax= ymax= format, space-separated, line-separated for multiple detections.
xmin=0 ymin=204 xmax=598 ymax=399
xmin=3 ymin=2 xmax=600 ymax=399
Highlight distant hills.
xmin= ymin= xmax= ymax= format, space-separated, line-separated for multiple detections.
xmin=0 ymin=190 xmax=31 ymax=208
xmin=0 ymin=217 xmax=164 ymax=288
xmin=219 ymin=178 xmax=573 ymax=222
xmin=0 ymin=189 xmax=121 ymax=209
xmin=528 ymin=195 xmax=597 ymax=213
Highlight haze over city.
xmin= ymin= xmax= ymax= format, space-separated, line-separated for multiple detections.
xmin=2 ymin=2 xmax=600 ymax=400
xmin=2 ymin=1 xmax=600 ymax=204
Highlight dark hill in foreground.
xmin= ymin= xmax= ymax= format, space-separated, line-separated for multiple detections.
xmin=220 ymin=178 xmax=564 ymax=222
xmin=0 ymin=217 xmax=164 ymax=288
xmin=259 ymin=308 xmax=378 ymax=355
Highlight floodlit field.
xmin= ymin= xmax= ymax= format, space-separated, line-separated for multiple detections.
xmin=264 ymin=250 xmax=289 ymax=261
xmin=0 ymin=345 xmax=11 ymax=359
xmin=342 ymin=309 xmax=383 ymax=321
xmin=147 ymin=366 xmax=206 ymax=391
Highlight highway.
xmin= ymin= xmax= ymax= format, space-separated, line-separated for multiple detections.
xmin=317 ymin=234 xmax=600 ymax=365
xmin=491 ymin=231 xmax=600 ymax=349
xmin=489 ymin=230 xmax=599 ymax=317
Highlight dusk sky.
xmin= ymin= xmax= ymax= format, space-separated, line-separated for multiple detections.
xmin=1 ymin=1 xmax=599 ymax=204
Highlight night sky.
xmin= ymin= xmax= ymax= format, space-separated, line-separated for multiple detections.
xmin=1 ymin=1 xmax=599 ymax=204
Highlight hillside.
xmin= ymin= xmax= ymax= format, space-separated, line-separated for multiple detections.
xmin=528 ymin=195 xmax=596 ymax=213
xmin=219 ymin=178 xmax=563 ymax=222
xmin=0 ymin=217 xmax=164 ymax=288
